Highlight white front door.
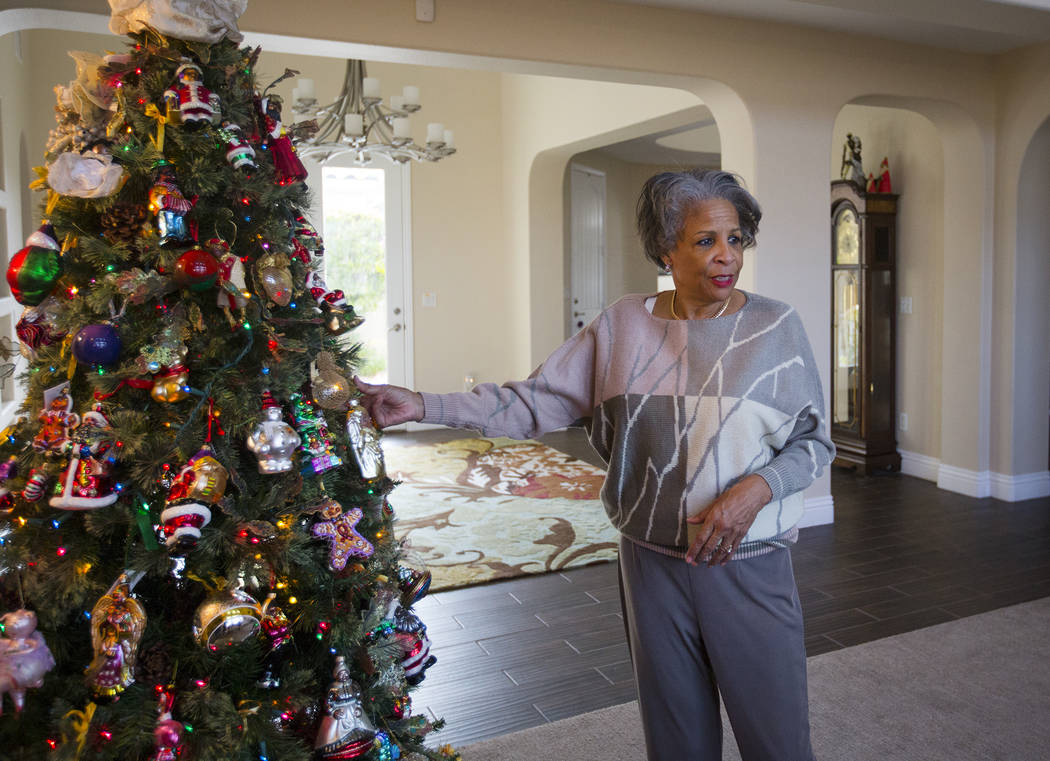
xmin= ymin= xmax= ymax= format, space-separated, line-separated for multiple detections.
xmin=303 ymin=156 xmax=412 ymax=389
xmin=569 ymin=164 xmax=606 ymax=335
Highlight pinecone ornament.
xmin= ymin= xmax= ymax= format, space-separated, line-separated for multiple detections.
xmin=134 ymin=641 xmax=173 ymax=687
xmin=101 ymin=203 xmax=149 ymax=244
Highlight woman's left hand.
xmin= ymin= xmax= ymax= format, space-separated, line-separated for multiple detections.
xmin=685 ymin=474 xmax=773 ymax=567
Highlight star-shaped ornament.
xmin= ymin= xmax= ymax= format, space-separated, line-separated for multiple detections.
xmin=310 ymin=497 xmax=374 ymax=571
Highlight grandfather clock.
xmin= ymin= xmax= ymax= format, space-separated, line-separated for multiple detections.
xmin=830 ymin=180 xmax=901 ymax=473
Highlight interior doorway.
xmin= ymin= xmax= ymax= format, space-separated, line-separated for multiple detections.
xmin=569 ymin=164 xmax=606 ymax=335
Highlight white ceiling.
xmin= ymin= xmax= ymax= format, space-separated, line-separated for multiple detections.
xmin=610 ymin=0 xmax=1050 ymax=53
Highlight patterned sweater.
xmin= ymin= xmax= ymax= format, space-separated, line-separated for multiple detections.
xmin=420 ymin=291 xmax=835 ymax=556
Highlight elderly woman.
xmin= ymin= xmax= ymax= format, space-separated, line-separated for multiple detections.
xmin=356 ymin=168 xmax=834 ymax=760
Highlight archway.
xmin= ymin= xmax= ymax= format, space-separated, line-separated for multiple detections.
xmin=1012 ymin=116 xmax=1050 ymax=490
xmin=831 ymin=95 xmax=991 ymax=497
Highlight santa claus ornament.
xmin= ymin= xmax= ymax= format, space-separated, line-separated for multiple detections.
xmin=393 ymin=605 xmax=436 ymax=686
xmin=164 ymin=60 xmax=220 ymax=129
xmin=160 ymin=445 xmax=228 ymax=553
xmin=219 ymin=121 xmax=256 ymax=170
xmin=50 ymin=403 xmax=119 ymax=510
xmin=313 ymin=656 xmax=375 ymax=760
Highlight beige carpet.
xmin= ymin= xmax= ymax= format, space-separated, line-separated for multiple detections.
xmin=458 ymin=596 xmax=1050 ymax=760
xmin=385 ymin=436 xmax=618 ymax=590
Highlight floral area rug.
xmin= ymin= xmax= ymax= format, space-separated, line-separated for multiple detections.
xmin=384 ymin=436 xmax=618 ymax=591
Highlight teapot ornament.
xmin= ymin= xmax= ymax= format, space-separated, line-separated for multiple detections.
xmin=192 ymin=585 xmax=263 ymax=650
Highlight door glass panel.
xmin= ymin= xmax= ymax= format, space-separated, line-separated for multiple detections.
xmin=322 ymin=166 xmax=388 ymax=383
xmin=834 ymin=207 xmax=860 ymax=265
xmin=833 ymin=269 xmax=860 ymax=428
xmin=869 ymin=270 xmax=893 ymax=433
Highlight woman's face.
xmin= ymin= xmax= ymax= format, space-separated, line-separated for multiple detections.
xmin=661 ymin=198 xmax=743 ymax=307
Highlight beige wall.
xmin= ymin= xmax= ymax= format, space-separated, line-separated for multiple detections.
xmin=1010 ymin=117 xmax=1050 ymax=475
xmin=832 ymin=105 xmax=945 ymax=461
xmin=992 ymin=41 xmax=1050 ymax=481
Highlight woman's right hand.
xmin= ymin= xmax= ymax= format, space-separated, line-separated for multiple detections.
xmin=354 ymin=377 xmax=425 ymax=429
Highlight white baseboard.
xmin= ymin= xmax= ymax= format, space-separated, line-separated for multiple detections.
xmin=989 ymin=470 xmax=1050 ymax=501
xmin=899 ymin=449 xmax=940 ymax=481
xmin=902 ymin=450 xmax=1050 ymax=502
xmin=800 ymin=495 xmax=834 ymax=527
xmin=937 ymin=463 xmax=992 ymax=498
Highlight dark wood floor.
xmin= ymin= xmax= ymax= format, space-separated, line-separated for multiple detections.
xmin=393 ymin=429 xmax=1050 ymax=749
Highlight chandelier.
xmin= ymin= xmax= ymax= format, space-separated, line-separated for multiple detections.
xmin=291 ymin=59 xmax=456 ymax=165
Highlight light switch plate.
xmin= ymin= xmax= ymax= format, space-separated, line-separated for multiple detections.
xmin=416 ymin=0 xmax=435 ymax=22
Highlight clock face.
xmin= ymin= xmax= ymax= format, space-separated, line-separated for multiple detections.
xmin=835 ymin=207 xmax=860 ymax=265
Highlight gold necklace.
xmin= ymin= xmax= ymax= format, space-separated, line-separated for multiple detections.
xmin=670 ymin=290 xmax=732 ymax=320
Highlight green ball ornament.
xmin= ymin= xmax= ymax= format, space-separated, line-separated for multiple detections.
xmin=6 ymin=223 xmax=63 ymax=306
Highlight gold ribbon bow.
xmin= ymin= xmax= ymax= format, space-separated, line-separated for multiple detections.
xmin=62 ymin=702 xmax=98 ymax=758
xmin=144 ymin=103 xmax=168 ymax=153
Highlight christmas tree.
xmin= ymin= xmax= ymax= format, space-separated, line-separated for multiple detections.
xmin=0 ymin=3 xmax=455 ymax=759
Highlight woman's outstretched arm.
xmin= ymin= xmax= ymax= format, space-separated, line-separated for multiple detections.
xmin=354 ymin=377 xmax=425 ymax=429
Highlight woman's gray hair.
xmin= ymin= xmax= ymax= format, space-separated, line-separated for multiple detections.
xmin=636 ymin=169 xmax=762 ymax=268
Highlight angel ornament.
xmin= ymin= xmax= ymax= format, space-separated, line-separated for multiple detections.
xmin=346 ymin=398 xmax=385 ymax=481
xmin=85 ymin=574 xmax=147 ymax=698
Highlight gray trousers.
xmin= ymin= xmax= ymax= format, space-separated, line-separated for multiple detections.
xmin=619 ymin=537 xmax=815 ymax=761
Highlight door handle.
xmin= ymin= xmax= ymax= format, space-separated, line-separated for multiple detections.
xmin=573 ymin=311 xmax=586 ymax=317
xmin=390 ymin=323 xmax=403 ymax=332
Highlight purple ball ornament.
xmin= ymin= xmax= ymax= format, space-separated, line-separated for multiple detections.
xmin=73 ymin=322 xmax=123 ymax=367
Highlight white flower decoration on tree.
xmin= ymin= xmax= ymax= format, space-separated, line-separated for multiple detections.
xmin=48 ymin=150 xmax=126 ymax=199
xmin=108 ymin=0 xmax=248 ymax=44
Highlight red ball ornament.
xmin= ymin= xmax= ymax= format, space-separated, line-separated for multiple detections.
xmin=6 ymin=223 xmax=63 ymax=306
xmin=173 ymin=248 xmax=219 ymax=291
